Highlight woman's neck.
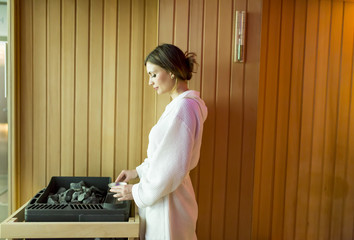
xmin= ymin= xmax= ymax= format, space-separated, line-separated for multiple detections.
xmin=170 ymin=81 xmax=189 ymax=99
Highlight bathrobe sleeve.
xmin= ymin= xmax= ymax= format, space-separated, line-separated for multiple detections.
xmin=132 ymin=115 xmax=195 ymax=208
xmin=136 ymin=160 xmax=148 ymax=178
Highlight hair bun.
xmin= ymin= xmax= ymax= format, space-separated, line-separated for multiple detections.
xmin=185 ymin=52 xmax=197 ymax=80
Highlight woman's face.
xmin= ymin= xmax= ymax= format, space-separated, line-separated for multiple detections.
xmin=146 ymin=62 xmax=175 ymax=95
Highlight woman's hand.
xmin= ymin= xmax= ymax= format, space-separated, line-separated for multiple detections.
xmin=115 ymin=169 xmax=138 ymax=183
xmin=110 ymin=184 xmax=134 ymax=201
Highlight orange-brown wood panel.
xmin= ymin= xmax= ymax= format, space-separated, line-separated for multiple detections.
xmin=256 ymin=0 xmax=354 ymax=239
xmin=198 ymin=0 xmax=217 ymax=238
xmin=319 ymin=2 xmax=343 ymax=239
xmin=188 ymin=0 xmax=203 ymax=200
xmin=256 ymin=0 xmax=282 ymax=238
xmin=307 ymin=2 xmax=331 ymax=239
xmin=252 ymin=0 xmax=269 ymax=237
xmin=270 ymin=0 xmax=294 ymax=239
xmin=331 ymin=4 xmax=354 ymax=239
xmin=239 ymin=0 xmax=262 ymax=238
xmin=295 ymin=0 xmax=319 ymax=238
xmin=344 ymin=30 xmax=354 ymax=239
xmin=211 ymin=0 xmax=232 ymax=238
xmin=282 ymin=0 xmax=306 ymax=239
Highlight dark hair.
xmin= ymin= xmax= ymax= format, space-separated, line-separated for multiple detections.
xmin=144 ymin=44 xmax=197 ymax=81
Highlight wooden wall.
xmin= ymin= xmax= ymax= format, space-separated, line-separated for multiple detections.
xmin=158 ymin=0 xmax=262 ymax=239
xmin=18 ymin=0 xmax=158 ymax=203
xmin=15 ymin=0 xmax=263 ymax=239
xmin=253 ymin=0 xmax=354 ymax=239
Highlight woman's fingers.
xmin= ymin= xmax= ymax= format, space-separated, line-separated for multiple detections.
xmin=115 ymin=171 xmax=127 ymax=182
xmin=110 ymin=184 xmax=133 ymax=201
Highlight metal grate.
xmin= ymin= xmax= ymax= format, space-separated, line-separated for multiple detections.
xmin=27 ymin=204 xmax=67 ymax=210
xmin=70 ymin=204 xmax=103 ymax=210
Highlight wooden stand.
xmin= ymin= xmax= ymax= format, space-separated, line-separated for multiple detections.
xmin=0 ymin=201 xmax=139 ymax=239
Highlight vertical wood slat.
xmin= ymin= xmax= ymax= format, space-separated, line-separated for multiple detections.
xmin=252 ymin=0 xmax=270 ymax=237
xmin=173 ymin=0 xmax=189 ymax=51
xmin=188 ymin=0 xmax=203 ymax=199
xmin=157 ymin=0 xmax=173 ymax=120
xmin=283 ymin=0 xmax=306 ymax=239
xmin=142 ymin=0 xmax=158 ymax=161
xmin=115 ymin=0 xmax=131 ymax=177
xmin=101 ymin=0 xmax=117 ymax=178
xmin=307 ymin=1 xmax=331 ymax=239
xmin=19 ymin=0 xmax=33 ymax=201
xmin=343 ymin=17 xmax=354 ymax=238
xmin=295 ymin=0 xmax=319 ymax=239
xmin=129 ymin=0 xmax=144 ymax=170
xmin=197 ymin=0 xmax=217 ymax=238
xmin=239 ymin=0 xmax=262 ymax=238
xmin=270 ymin=0 xmax=294 ymax=238
xmin=210 ymin=0 xmax=232 ymax=239
xmin=74 ymin=0 xmax=89 ymax=176
xmin=61 ymin=0 xmax=75 ymax=176
xmin=331 ymin=3 xmax=354 ymax=239
xmin=256 ymin=1 xmax=354 ymax=240
xmin=319 ymin=2 xmax=343 ymax=239
xmin=47 ymin=0 xmax=61 ymax=180
xmin=32 ymin=0 xmax=47 ymax=192
xmin=88 ymin=0 xmax=103 ymax=176
xmin=257 ymin=0 xmax=282 ymax=238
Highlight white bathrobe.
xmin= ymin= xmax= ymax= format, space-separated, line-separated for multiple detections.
xmin=132 ymin=90 xmax=208 ymax=240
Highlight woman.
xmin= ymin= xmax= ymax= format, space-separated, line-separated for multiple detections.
xmin=110 ymin=44 xmax=207 ymax=240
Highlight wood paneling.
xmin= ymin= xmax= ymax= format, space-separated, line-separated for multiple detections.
xmin=158 ymin=0 xmax=262 ymax=239
xmin=16 ymin=0 xmax=262 ymax=239
xmin=18 ymin=0 xmax=158 ymax=204
xmin=13 ymin=0 xmax=354 ymax=239
xmin=254 ymin=0 xmax=354 ymax=239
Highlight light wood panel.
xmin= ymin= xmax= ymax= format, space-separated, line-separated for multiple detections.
xmin=19 ymin=0 xmax=33 ymax=201
xmin=254 ymin=0 xmax=354 ymax=239
xmin=101 ymin=0 xmax=117 ymax=178
xmin=74 ymin=0 xmax=89 ymax=176
xmin=61 ymin=0 xmax=75 ymax=176
xmin=32 ymin=0 xmax=47 ymax=193
xmin=17 ymin=0 xmax=158 ymax=204
xmin=47 ymin=0 xmax=61 ymax=179
xmin=115 ymin=0 xmax=131 ymax=177
xmin=88 ymin=0 xmax=103 ymax=177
